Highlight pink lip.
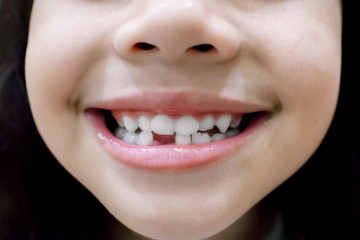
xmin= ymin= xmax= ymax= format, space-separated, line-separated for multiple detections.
xmin=84 ymin=92 xmax=273 ymax=170
xmin=83 ymin=91 xmax=273 ymax=115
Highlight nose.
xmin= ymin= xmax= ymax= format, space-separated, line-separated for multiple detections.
xmin=114 ymin=1 xmax=241 ymax=63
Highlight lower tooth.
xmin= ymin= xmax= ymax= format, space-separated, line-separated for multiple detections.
xmin=115 ymin=127 xmax=240 ymax=146
xmin=226 ymin=129 xmax=240 ymax=138
xmin=115 ymin=128 xmax=127 ymax=139
xmin=175 ymin=134 xmax=191 ymax=145
xmin=137 ymin=131 xmax=153 ymax=146
xmin=192 ymin=133 xmax=211 ymax=144
xmin=211 ymin=133 xmax=226 ymax=142
xmin=123 ymin=132 xmax=138 ymax=144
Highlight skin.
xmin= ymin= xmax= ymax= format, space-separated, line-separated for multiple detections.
xmin=25 ymin=0 xmax=342 ymax=239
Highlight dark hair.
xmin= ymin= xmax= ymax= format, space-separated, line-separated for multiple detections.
xmin=0 ymin=1 xmax=121 ymax=239
xmin=264 ymin=2 xmax=360 ymax=239
xmin=0 ymin=1 xmax=359 ymax=239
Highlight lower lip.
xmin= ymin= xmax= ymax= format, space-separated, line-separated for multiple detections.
xmin=85 ymin=109 xmax=267 ymax=170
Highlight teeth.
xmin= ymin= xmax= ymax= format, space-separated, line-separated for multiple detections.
xmin=137 ymin=131 xmax=153 ymax=146
xmin=122 ymin=116 xmax=138 ymax=133
xmin=138 ymin=116 xmax=152 ymax=131
xmin=199 ymin=115 xmax=215 ymax=131
xmin=117 ymin=121 xmax=125 ymax=128
xmin=115 ymin=128 xmax=127 ymax=139
xmin=123 ymin=132 xmax=138 ymax=144
xmin=175 ymin=115 xmax=199 ymax=135
xmin=211 ymin=133 xmax=226 ymax=142
xmin=151 ymin=114 xmax=175 ymax=135
xmin=216 ymin=114 xmax=232 ymax=133
xmin=192 ymin=133 xmax=211 ymax=144
xmin=175 ymin=134 xmax=191 ymax=145
xmin=230 ymin=117 xmax=241 ymax=128
xmin=113 ymin=112 xmax=244 ymax=145
xmin=226 ymin=128 xmax=240 ymax=138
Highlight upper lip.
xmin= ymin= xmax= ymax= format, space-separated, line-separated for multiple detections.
xmin=84 ymin=90 xmax=275 ymax=114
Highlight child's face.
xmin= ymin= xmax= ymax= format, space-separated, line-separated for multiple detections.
xmin=26 ymin=0 xmax=342 ymax=239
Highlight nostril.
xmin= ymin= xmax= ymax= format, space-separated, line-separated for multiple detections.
xmin=191 ymin=44 xmax=215 ymax=52
xmin=133 ymin=42 xmax=157 ymax=51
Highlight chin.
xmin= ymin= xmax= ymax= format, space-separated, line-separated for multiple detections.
xmin=109 ymin=202 xmax=249 ymax=240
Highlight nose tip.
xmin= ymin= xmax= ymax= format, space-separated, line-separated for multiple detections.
xmin=114 ymin=1 xmax=241 ymax=62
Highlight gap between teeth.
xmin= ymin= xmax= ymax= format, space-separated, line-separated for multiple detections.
xmin=113 ymin=113 xmax=242 ymax=146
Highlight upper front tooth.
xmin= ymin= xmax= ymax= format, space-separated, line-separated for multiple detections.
xmin=199 ymin=115 xmax=215 ymax=131
xmin=151 ymin=114 xmax=175 ymax=135
xmin=175 ymin=115 xmax=199 ymax=135
xmin=216 ymin=114 xmax=231 ymax=133
xmin=138 ymin=116 xmax=152 ymax=131
xmin=122 ymin=116 xmax=138 ymax=132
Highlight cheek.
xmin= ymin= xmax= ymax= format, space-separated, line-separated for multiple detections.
xmin=25 ymin=2 xmax=112 ymax=113
xmin=259 ymin=17 xmax=341 ymax=119
xmin=25 ymin=2 xmax=109 ymax=153
xmin=25 ymin=35 xmax=83 ymax=155
xmin=277 ymin=33 xmax=341 ymax=118
xmin=248 ymin=24 xmax=342 ymax=186
xmin=25 ymin=25 xmax=94 ymax=171
xmin=25 ymin=28 xmax=96 ymax=108
xmin=25 ymin=41 xmax=109 ymax=193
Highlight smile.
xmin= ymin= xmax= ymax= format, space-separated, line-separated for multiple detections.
xmin=85 ymin=92 xmax=274 ymax=170
xmin=110 ymin=111 xmax=251 ymax=146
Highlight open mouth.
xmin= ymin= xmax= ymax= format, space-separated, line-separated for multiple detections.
xmin=85 ymin=92 xmax=274 ymax=169
xmin=104 ymin=110 xmax=262 ymax=146
xmin=86 ymin=109 xmax=269 ymax=169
